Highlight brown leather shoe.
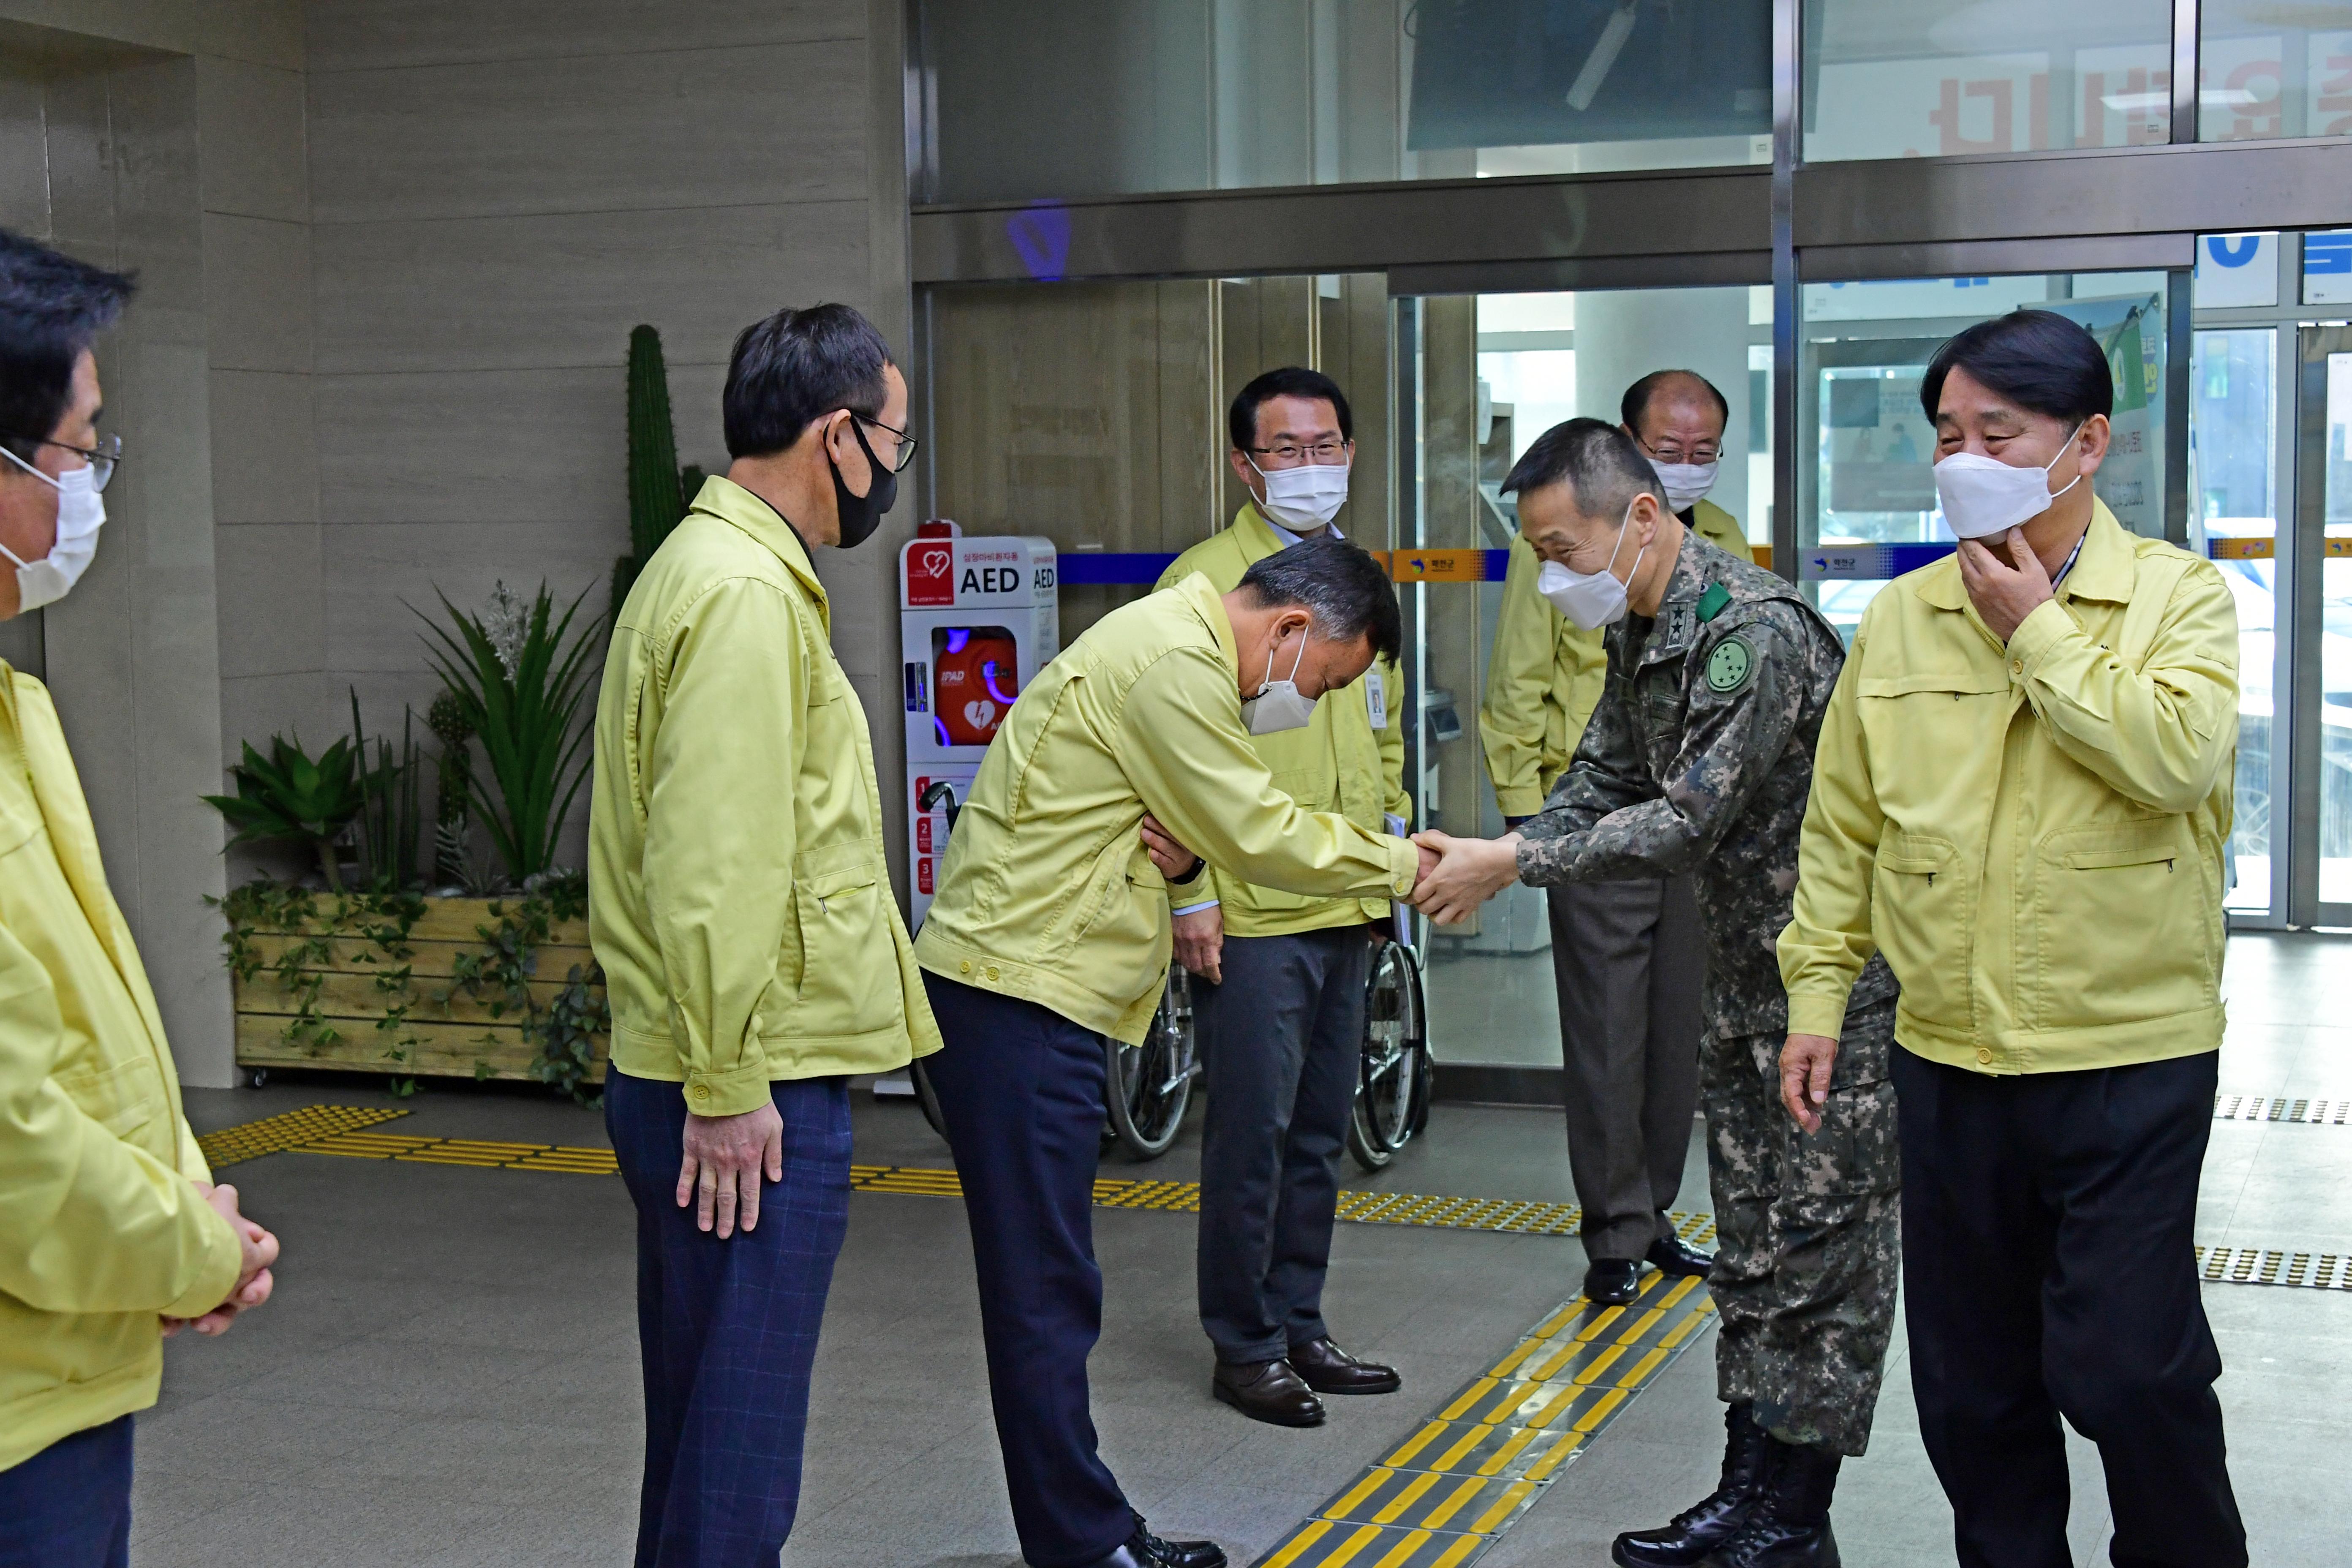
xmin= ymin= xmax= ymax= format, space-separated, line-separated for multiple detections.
xmin=1288 ymin=1337 xmax=1402 ymax=1395
xmin=1212 ymin=1358 xmax=1325 ymax=1426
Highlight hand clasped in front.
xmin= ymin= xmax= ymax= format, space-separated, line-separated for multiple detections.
xmin=1407 ymin=829 xmax=1525 ymax=926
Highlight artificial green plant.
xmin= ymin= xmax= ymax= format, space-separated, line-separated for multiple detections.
xmin=610 ymin=324 xmax=704 ymax=626
xmin=203 ymin=733 xmax=366 ymax=892
xmin=418 ymin=580 xmax=598 ymax=888
xmin=349 ymin=690 xmax=423 ymax=890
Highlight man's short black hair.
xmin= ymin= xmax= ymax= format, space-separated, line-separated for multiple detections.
xmin=0 ymin=229 xmax=134 ymax=466
xmin=1237 ymin=534 xmax=1401 ymax=666
xmin=722 ymin=303 xmax=893 ymax=460
xmin=1503 ymin=417 xmax=1667 ymax=522
xmin=1921 ymin=309 xmax=2113 ymax=426
xmin=1228 ymin=366 xmax=1353 ymax=455
xmin=1621 ymin=369 xmax=1729 ymax=436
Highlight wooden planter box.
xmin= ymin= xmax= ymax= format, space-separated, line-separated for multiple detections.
xmin=231 ymin=896 xmax=609 ymax=1085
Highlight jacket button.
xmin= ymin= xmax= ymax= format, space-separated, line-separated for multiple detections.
xmin=2010 ymin=659 xmax=2023 ymax=675
xmin=959 ymin=961 xmax=971 ymax=974
xmin=691 ymin=1084 xmax=710 ymax=1100
xmin=1975 ymin=1048 xmax=1993 ymax=1065
xmin=985 ymin=966 xmax=1000 ymax=982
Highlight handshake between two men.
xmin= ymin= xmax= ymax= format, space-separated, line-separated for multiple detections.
xmin=1138 ymin=815 xmax=1838 ymax=1138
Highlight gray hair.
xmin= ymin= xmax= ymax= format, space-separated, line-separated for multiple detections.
xmin=1236 ymin=534 xmax=1401 ymax=664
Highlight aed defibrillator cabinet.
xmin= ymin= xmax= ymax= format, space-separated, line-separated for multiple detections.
xmin=898 ymin=522 xmax=1059 ymax=926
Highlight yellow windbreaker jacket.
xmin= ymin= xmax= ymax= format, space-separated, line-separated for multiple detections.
xmin=914 ymin=572 xmax=1419 ymax=1042
xmin=1481 ymin=499 xmax=1751 ymax=817
xmin=0 ymin=665 xmax=242 ymax=1472
xmin=589 ymin=476 xmax=941 ymax=1119
xmin=1778 ymin=503 xmax=2239 ymax=1074
xmin=1154 ymin=506 xmax=1408 ymax=936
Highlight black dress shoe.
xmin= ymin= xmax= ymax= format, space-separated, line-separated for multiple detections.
xmin=1212 ymin=1358 xmax=1325 ymax=1426
xmin=1584 ymin=1257 xmax=1642 ymax=1305
xmin=1647 ymin=1231 xmax=1716 ymax=1278
xmin=1288 ymin=1337 xmax=1401 ymax=1395
xmin=1612 ymin=1402 xmax=1770 ymax=1567
xmin=1084 ymin=1526 xmax=1229 ymax=1568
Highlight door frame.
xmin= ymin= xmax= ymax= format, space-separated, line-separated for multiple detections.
xmin=2288 ymin=323 xmax=2352 ymax=928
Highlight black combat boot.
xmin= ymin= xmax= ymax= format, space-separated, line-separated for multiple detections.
xmin=1610 ymin=1402 xmax=1772 ymax=1567
xmin=1697 ymin=1436 xmax=1842 ymax=1568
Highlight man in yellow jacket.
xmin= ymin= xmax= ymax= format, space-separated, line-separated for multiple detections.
xmin=917 ymin=536 xmax=1427 ymax=1568
xmin=1779 ymin=310 xmax=2246 ymax=1567
xmin=1477 ymin=370 xmax=1750 ymax=1305
xmin=0 ymin=229 xmax=278 ymax=1565
xmin=1152 ymin=368 xmax=1407 ymax=1427
xmin=589 ymin=304 xmax=940 ymax=1568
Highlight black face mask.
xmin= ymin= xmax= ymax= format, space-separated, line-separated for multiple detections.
xmin=828 ymin=416 xmax=898 ymax=549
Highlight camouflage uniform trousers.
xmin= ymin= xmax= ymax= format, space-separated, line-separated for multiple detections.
xmin=1702 ymin=993 xmax=1900 ymax=1458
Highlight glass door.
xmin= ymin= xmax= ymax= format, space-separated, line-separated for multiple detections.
xmin=2289 ymin=326 xmax=2352 ymax=927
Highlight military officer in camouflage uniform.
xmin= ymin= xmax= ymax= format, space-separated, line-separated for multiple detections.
xmin=1411 ymin=418 xmax=1897 ymax=1568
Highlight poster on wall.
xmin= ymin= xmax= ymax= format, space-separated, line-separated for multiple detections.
xmin=2046 ymin=292 xmax=2164 ymax=537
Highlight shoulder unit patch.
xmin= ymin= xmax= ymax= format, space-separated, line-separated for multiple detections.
xmin=1704 ymin=635 xmax=1755 ymax=694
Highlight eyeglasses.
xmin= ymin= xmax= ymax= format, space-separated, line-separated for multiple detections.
xmin=1636 ymin=435 xmax=1720 ymax=466
xmin=847 ymin=411 xmax=920 ymax=474
xmin=5 ymin=433 xmax=122 ymax=492
xmin=1247 ymin=439 xmax=1349 ymax=467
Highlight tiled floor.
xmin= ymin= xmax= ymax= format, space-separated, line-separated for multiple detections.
xmin=136 ymin=932 xmax=2351 ymax=1566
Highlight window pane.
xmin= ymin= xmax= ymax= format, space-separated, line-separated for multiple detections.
xmin=2324 ymin=352 xmax=2352 ymax=905
xmin=1805 ymin=1 xmax=2174 ymax=162
xmin=2191 ymin=329 xmax=2278 ymax=913
xmin=921 ymin=0 xmax=1772 ymax=203
xmin=1797 ymin=272 xmax=2171 ymax=638
xmin=2199 ymin=3 xmax=2352 ymax=143
xmin=2308 ymin=229 xmax=2352 ymax=306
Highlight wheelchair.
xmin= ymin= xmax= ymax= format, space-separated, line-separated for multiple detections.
xmin=1346 ymin=927 xmax=1432 ymax=1172
xmin=906 ymin=781 xmax=1198 ymax=1161
xmin=905 ymin=780 xmax=1425 ymax=1169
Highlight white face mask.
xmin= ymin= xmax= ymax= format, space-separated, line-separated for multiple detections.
xmin=1932 ymin=422 xmax=2085 ymax=541
xmin=1241 ymin=628 xmax=1319 ymax=735
xmin=1648 ymin=457 xmax=1719 ymax=512
xmin=1534 ymin=501 xmax=1646 ymax=630
xmin=1250 ymin=457 xmax=1350 ymax=534
xmin=0 ymin=445 xmax=105 ymax=612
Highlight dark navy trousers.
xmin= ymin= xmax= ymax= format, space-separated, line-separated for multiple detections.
xmin=921 ymin=973 xmax=1134 ymax=1568
xmin=0 ymin=1415 xmax=131 ymax=1568
xmin=607 ymin=1070 xmax=852 ymax=1568
xmin=1192 ymin=926 xmax=1368 ymax=1363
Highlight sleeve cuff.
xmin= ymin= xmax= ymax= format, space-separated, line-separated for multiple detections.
xmin=684 ymin=1059 xmax=774 ymax=1119
xmin=1171 ymin=898 xmax=1220 ymax=916
xmin=1385 ymin=836 xmax=1420 ymax=898
xmin=2004 ymin=597 xmax=2075 ymax=677
xmin=1494 ymin=786 xmax=1546 ymax=817
xmin=161 ymin=1202 xmax=245 ymax=1321
xmin=1786 ymin=992 xmax=1858 ymax=1039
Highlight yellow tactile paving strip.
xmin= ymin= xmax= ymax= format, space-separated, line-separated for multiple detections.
xmin=199 ymin=1109 xmax=2342 ymax=1290
xmin=1252 ymin=1273 xmax=1718 ymax=1568
xmin=195 ymin=1103 xmax=412 ymax=1167
xmin=2213 ymin=1094 xmax=2352 ymax=1126
xmin=2194 ymin=1246 xmax=2352 ymax=1290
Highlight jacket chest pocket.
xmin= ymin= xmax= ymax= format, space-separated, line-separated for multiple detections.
xmin=1867 ymin=831 xmax=1971 ymax=1026
xmin=2028 ymin=819 xmax=2211 ymax=1030
xmin=1856 ymin=671 xmax=2012 ymax=820
xmin=52 ymin=1051 xmax=161 ymax=1142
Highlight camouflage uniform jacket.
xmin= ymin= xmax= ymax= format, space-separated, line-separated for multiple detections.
xmin=1515 ymin=529 xmax=1898 ymax=1038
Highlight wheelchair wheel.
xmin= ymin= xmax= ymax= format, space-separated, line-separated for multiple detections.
xmin=1348 ymin=936 xmax=1429 ymax=1172
xmin=909 ymin=1056 xmax=951 ymax=1143
xmin=1104 ymin=966 xmax=1198 ymax=1160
